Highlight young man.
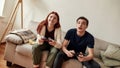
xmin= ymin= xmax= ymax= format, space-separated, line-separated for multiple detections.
xmin=53 ymin=16 xmax=101 ymax=68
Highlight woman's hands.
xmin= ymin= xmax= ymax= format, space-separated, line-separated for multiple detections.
xmin=48 ymin=39 xmax=56 ymax=46
xmin=39 ymin=36 xmax=56 ymax=46
xmin=49 ymin=40 xmax=56 ymax=46
xmin=38 ymin=38 xmax=44 ymax=43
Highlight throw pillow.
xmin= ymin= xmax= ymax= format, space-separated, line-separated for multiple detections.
xmin=104 ymin=44 xmax=120 ymax=61
xmin=5 ymin=34 xmax=23 ymax=45
xmin=100 ymin=51 xmax=120 ymax=66
xmin=10 ymin=29 xmax=37 ymax=43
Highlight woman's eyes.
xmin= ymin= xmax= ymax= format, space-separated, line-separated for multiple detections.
xmin=50 ymin=16 xmax=57 ymax=19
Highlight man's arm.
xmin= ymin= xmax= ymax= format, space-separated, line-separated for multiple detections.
xmin=77 ymin=48 xmax=94 ymax=62
xmin=62 ymin=39 xmax=75 ymax=57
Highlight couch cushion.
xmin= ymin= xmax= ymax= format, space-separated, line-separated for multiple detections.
xmin=114 ymin=66 xmax=120 ymax=68
xmin=100 ymin=51 xmax=120 ymax=66
xmin=5 ymin=34 xmax=23 ymax=44
xmin=93 ymin=58 xmax=110 ymax=68
xmin=62 ymin=59 xmax=82 ymax=68
xmin=104 ymin=44 xmax=120 ymax=61
xmin=16 ymin=43 xmax=33 ymax=58
xmin=94 ymin=38 xmax=109 ymax=58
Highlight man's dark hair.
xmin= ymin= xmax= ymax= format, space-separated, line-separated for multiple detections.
xmin=76 ymin=16 xmax=89 ymax=26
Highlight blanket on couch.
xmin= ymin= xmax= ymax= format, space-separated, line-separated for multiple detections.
xmin=10 ymin=29 xmax=36 ymax=43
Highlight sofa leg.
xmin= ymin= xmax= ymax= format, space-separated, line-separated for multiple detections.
xmin=6 ymin=61 xmax=12 ymax=67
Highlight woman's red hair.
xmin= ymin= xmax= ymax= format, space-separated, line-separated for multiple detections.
xmin=37 ymin=11 xmax=61 ymax=34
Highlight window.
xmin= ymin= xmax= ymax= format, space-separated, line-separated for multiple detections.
xmin=0 ymin=0 xmax=5 ymax=16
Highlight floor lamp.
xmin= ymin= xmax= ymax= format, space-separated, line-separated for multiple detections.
xmin=0 ymin=0 xmax=23 ymax=44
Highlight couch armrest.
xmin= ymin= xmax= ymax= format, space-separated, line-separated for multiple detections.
xmin=4 ymin=41 xmax=18 ymax=63
xmin=5 ymin=34 xmax=23 ymax=45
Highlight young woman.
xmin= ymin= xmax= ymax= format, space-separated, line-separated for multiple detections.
xmin=32 ymin=11 xmax=62 ymax=68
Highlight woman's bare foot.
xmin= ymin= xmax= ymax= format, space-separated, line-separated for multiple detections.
xmin=46 ymin=66 xmax=50 ymax=68
xmin=40 ymin=61 xmax=46 ymax=68
xmin=33 ymin=65 xmax=39 ymax=68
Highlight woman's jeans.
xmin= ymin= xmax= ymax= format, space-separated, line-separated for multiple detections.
xmin=53 ymin=51 xmax=101 ymax=68
xmin=32 ymin=43 xmax=58 ymax=67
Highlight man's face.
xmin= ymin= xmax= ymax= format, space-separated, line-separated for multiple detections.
xmin=76 ymin=19 xmax=88 ymax=32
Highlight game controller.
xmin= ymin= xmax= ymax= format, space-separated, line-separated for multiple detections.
xmin=73 ymin=52 xmax=86 ymax=57
xmin=41 ymin=37 xmax=52 ymax=42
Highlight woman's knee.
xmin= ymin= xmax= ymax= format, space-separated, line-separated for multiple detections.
xmin=32 ymin=44 xmax=41 ymax=53
xmin=50 ymin=47 xmax=58 ymax=54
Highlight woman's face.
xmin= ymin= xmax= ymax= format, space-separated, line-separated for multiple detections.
xmin=47 ymin=14 xmax=58 ymax=26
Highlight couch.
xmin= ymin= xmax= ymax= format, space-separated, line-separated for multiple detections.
xmin=4 ymin=21 xmax=120 ymax=68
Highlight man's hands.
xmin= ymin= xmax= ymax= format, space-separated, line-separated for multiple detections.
xmin=64 ymin=50 xmax=86 ymax=62
xmin=64 ymin=50 xmax=75 ymax=57
xmin=77 ymin=49 xmax=94 ymax=62
xmin=77 ymin=52 xmax=86 ymax=62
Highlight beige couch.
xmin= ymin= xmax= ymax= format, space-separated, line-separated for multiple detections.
xmin=4 ymin=21 xmax=120 ymax=68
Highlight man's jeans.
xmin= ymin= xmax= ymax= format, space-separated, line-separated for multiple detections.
xmin=53 ymin=51 xmax=101 ymax=68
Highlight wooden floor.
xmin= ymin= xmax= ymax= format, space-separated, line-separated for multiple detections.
xmin=0 ymin=43 xmax=7 ymax=68
xmin=0 ymin=43 xmax=24 ymax=68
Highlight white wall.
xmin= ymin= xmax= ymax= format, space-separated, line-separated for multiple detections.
xmin=3 ymin=0 xmax=120 ymax=45
xmin=0 ymin=0 xmax=5 ymax=16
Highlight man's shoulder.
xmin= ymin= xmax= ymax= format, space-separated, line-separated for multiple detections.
xmin=68 ymin=28 xmax=76 ymax=32
xmin=85 ymin=31 xmax=94 ymax=38
xmin=65 ymin=28 xmax=76 ymax=36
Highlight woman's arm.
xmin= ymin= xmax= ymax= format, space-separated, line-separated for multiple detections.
xmin=52 ymin=28 xmax=62 ymax=49
xmin=35 ymin=26 xmax=46 ymax=44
